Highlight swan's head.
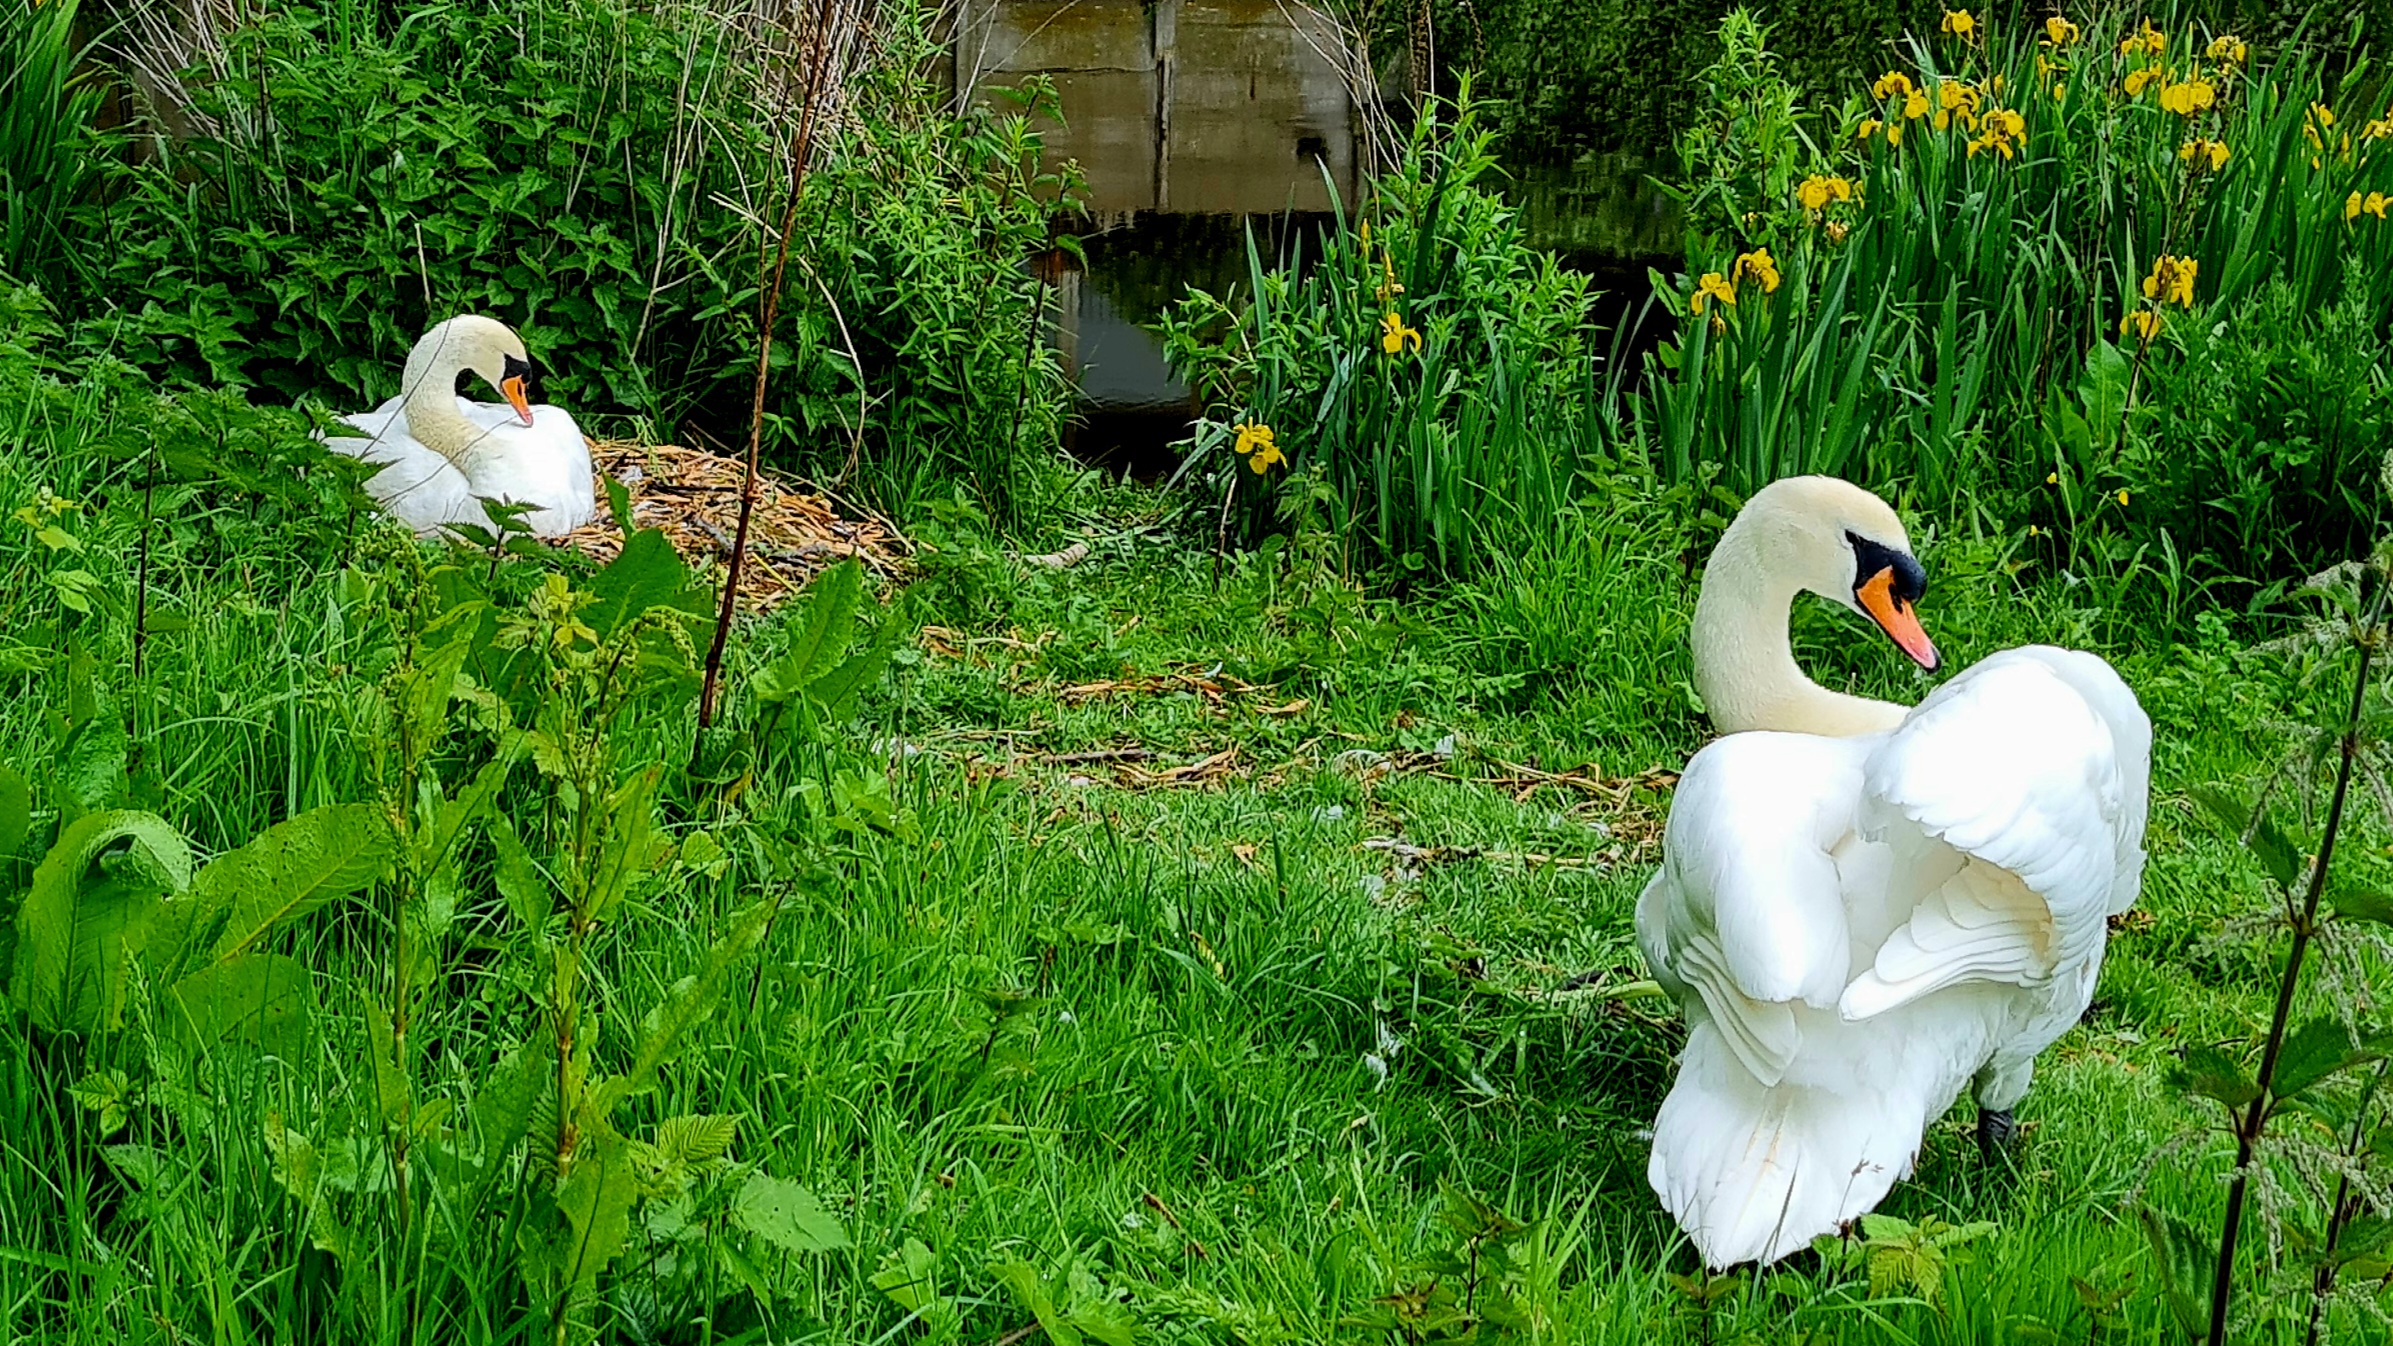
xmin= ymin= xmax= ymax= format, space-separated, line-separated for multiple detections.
xmin=1735 ymin=475 xmax=1938 ymax=670
xmin=411 ymin=314 xmax=536 ymax=426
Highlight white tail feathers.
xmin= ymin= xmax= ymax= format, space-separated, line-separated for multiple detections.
xmin=1648 ymin=1025 xmax=1932 ymax=1268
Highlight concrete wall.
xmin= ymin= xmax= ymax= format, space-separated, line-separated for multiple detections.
xmin=955 ymin=0 xmax=1361 ymax=219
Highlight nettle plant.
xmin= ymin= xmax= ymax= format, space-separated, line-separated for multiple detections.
xmin=1 ymin=503 xmax=898 ymax=1339
xmin=2143 ymin=542 xmax=2393 ymax=1345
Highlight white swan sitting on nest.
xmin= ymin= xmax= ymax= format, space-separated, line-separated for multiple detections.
xmin=1636 ymin=475 xmax=2150 ymax=1269
xmin=324 ymin=314 xmax=595 ymax=537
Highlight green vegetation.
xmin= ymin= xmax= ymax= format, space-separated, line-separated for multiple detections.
xmin=1373 ymin=0 xmax=2387 ymax=164
xmin=5 ymin=0 xmax=2393 ymax=1341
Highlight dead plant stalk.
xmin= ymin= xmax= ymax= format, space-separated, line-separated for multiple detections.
xmin=697 ymin=0 xmax=845 ymax=741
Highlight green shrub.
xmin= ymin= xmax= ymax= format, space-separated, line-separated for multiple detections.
xmin=1157 ymin=93 xmax=1617 ymax=580
xmin=2121 ymin=268 xmax=2392 ymax=586
xmin=0 ymin=0 xmax=101 ymax=282
xmin=53 ymin=0 xmax=1074 ymax=526
xmin=1375 ymin=0 xmax=2388 ymax=164
xmin=1639 ymin=7 xmax=2393 ymax=592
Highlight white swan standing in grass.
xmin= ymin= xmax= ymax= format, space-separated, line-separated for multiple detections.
xmin=324 ymin=314 xmax=595 ymax=537
xmin=1636 ymin=476 xmax=2150 ymax=1269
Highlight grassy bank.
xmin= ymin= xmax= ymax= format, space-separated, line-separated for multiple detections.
xmin=0 ymin=341 xmax=2370 ymax=1338
xmin=5 ymin=1 xmax=2393 ymax=1340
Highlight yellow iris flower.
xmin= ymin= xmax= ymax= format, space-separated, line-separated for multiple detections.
xmin=2207 ymin=35 xmax=2246 ymax=64
xmin=1232 ymin=421 xmax=1283 ymax=472
xmin=2158 ymin=78 xmax=2216 ymax=116
xmin=2120 ymin=310 xmax=2161 ymax=340
xmin=2347 ymin=191 xmax=2391 ymax=221
xmin=2142 ymin=255 xmax=2197 ymax=308
xmin=1966 ymin=107 xmax=2027 ymax=160
xmin=1941 ymin=9 xmax=1976 ymax=39
xmin=1378 ymin=311 xmax=1422 ymax=355
xmin=2179 ymin=138 xmax=2231 ymax=170
xmin=1689 ymin=271 xmax=1738 ymax=315
xmin=1797 ymin=175 xmax=1854 ymax=210
xmin=1732 ymin=248 xmax=1781 ymax=294
xmin=2043 ymin=16 xmax=2079 ymax=46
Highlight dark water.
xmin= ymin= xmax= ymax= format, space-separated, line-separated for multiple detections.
xmin=956 ymin=0 xmax=1682 ymax=481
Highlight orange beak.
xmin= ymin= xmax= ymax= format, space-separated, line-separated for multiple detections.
xmin=501 ymin=375 xmax=535 ymax=427
xmin=1857 ymin=567 xmax=1939 ymax=670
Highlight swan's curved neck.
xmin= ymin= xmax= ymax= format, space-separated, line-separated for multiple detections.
xmin=398 ymin=336 xmax=490 ymax=465
xmin=1692 ymin=513 xmax=1907 ymax=738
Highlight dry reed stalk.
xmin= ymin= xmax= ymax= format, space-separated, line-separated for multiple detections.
xmin=695 ymin=0 xmax=875 ymax=737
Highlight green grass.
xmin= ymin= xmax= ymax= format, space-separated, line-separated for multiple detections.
xmin=0 ymin=349 xmax=2376 ymax=1345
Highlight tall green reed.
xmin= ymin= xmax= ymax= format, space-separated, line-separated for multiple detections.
xmin=1644 ymin=5 xmax=2393 ymax=576
xmin=1158 ymin=90 xmax=1617 ymax=580
xmin=0 ymin=0 xmax=102 ymax=283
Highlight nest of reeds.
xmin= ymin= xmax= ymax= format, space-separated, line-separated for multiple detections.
xmin=557 ymin=440 xmax=905 ymax=612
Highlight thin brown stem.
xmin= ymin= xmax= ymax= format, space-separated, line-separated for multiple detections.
xmin=2208 ymin=583 xmax=2385 ymax=1346
xmin=696 ymin=0 xmax=842 ymax=742
xmin=2308 ymin=1058 xmax=2389 ymax=1346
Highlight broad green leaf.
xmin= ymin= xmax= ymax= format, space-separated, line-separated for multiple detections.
xmin=196 ymin=804 xmax=394 ymax=964
xmin=2188 ymin=784 xmax=2250 ymax=833
xmin=471 ymin=1036 xmax=553 ymax=1179
xmin=414 ymin=749 xmax=516 ymax=878
xmin=2188 ymin=785 xmax=2302 ymax=887
xmin=603 ymin=475 xmax=634 ymax=539
xmin=872 ymin=1238 xmax=941 ymax=1313
xmin=2271 ymin=1018 xmax=2382 ymax=1104
xmin=2335 ymin=1215 xmax=2393 ymax=1266
xmin=585 ymin=528 xmax=696 ymax=639
xmin=167 ymin=953 xmax=315 ymax=1057
xmin=0 ymin=763 xmax=29 ymax=858
xmin=399 ymin=611 xmax=480 ymax=755
xmin=2331 ymin=887 xmax=2393 ymax=927
xmin=2249 ymin=812 xmax=2305 ymax=890
xmin=588 ymin=900 xmax=772 ymax=1114
xmin=52 ymin=714 xmax=126 ymax=824
xmin=734 ymin=1172 xmax=850 ymax=1254
xmin=14 ymin=811 xmax=191 ymax=1034
xmin=69 ymin=1068 xmax=136 ymax=1133
xmin=364 ymin=1001 xmax=411 ymax=1128
xmin=1857 ymin=1213 xmax=1912 ymax=1242
xmin=1071 ymin=1298 xmax=1138 ymax=1346
xmin=805 ymin=609 xmax=901 ymax=719
xmin=489 ymin=814 xmax=550 ymax=934
xmin=992 ymin=1256 xmax=1078 ymax=1346
xmin=557 ymin=1124 xmax=639 ymax=1292
xmin=2078 ymin=338 xmax=2130 ymax=441
xmin=2169 ymin=1043 xmax=2261 ymax=1110
xmin=2138 ymin=1203 xmax=2209 ymax=1341
xmin=102 ymin=1143 xmax=170 ymax=1191
xmin=584 ymin=764 xmax=665 ymax=927
xmin=755 ymin=559 xmax=862 ymax=705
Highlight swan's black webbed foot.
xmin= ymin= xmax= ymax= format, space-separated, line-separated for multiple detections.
xmin=1976 ymin=1108 xmax=2017 ymax=1161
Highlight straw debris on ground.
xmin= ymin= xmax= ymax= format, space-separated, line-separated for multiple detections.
xmin=558 ymin=439 xmax=905 ymax=610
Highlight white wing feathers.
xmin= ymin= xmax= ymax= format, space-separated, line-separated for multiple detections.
xmin=1642 ymin=646 xmax=2150 ymax=1044
xmin=1839 ymin=648 xmax=2147 ymax=1020
xmin=1637 ymin=732 xmax=1874 ymax=1084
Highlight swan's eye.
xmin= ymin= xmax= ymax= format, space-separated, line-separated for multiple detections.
xmin=1847 ymin=531 xmax=1926 ymax=604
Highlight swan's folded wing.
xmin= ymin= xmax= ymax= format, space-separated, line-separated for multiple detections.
xmin=1842 ymin=647 xmax=2150 ymax=1020
xmin=1639 ymin=732 xmax=1872 ymax=1084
